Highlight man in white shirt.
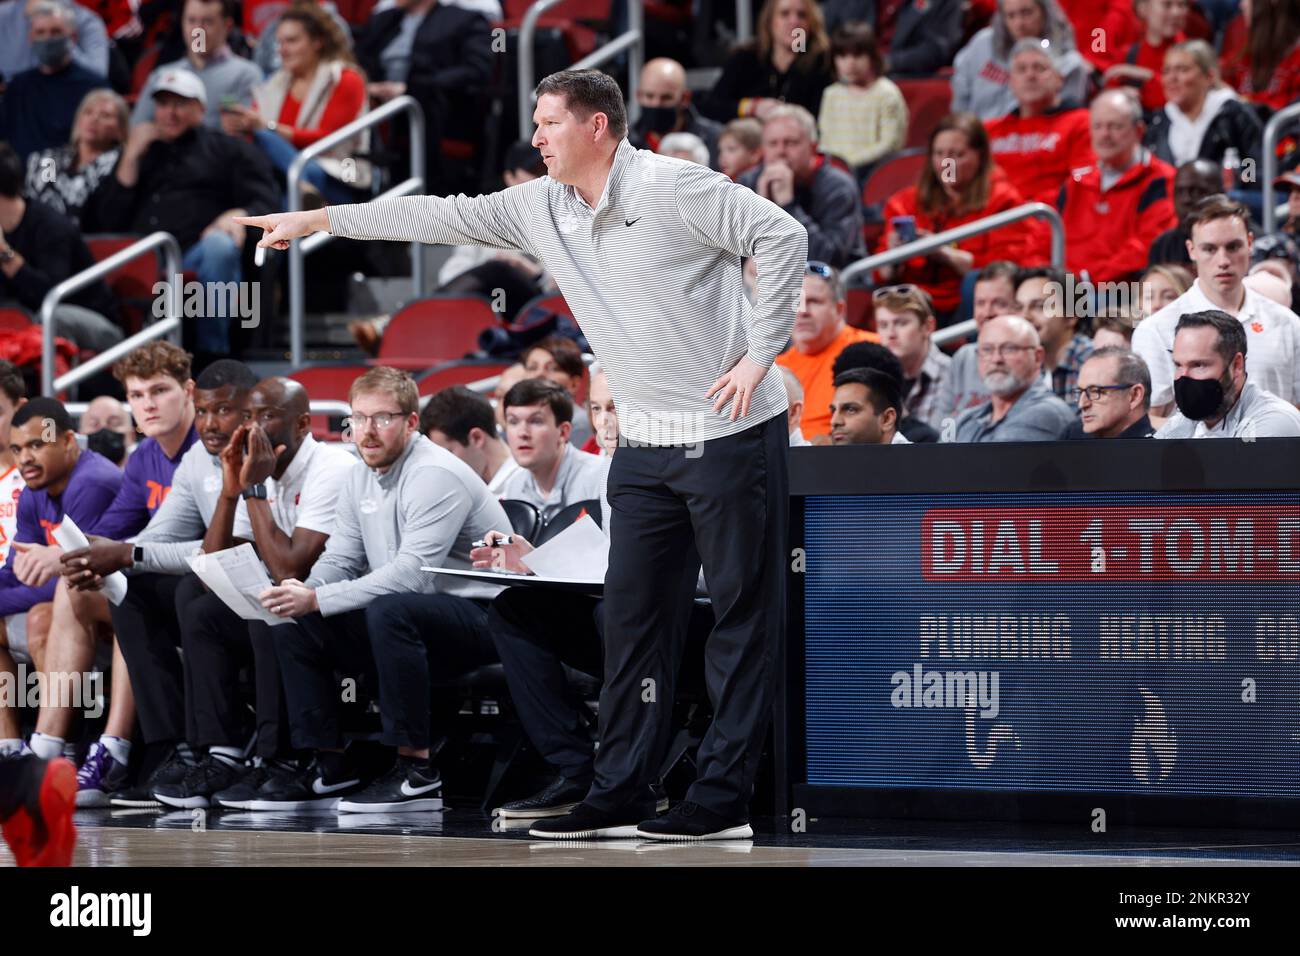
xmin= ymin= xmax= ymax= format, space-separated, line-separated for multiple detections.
xmin=1156 ymin=310 xmax=1300 ymax=439
xmin=421 ymin=385 xmax=520 ymax=493
xmin=829 ymin=368 xmax=910 ymax=445
xmin=1133 ymin=195 xmax=1300 ymax=421
xmin=496 ymin=379 xmax=607 ymax=524
xmin=146 ymin=377 xmax=355 ymax=809
xmin=585 ymin=362 xmax=618 ymax=457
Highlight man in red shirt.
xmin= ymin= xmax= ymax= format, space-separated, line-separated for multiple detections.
xmin=987 ymin=38 xmax=1094 ymax=206
xmin=1060 ymin=89 xmax=1177 ymax=283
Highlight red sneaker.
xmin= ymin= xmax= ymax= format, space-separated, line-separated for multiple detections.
xmin=1 ymin=756 xmax=78 ymax=867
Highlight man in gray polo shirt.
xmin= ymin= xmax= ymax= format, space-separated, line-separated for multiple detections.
xmin=238 ymin=68 xmax=805 ymax=841
xmin=131 ymin=0 xmax=261 ymax=130
xmin=953 ymin=314 xmax=1075 ymax=443
xmin=1157 ymin=310 xmax=1300 ymax=439
xmin=496 ymin=378 xmax=606 ymax=525
xmin=252 ymin=367 xmax=510 ymax=812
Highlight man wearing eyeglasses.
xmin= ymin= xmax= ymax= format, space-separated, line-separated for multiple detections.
xmin=253 ymin=367 xmax=511 ymax=812
xmin=952 ymin=314 xmax=1075 ymax=442
xmin=1059 ymin=347 xmax=1156 ymax=439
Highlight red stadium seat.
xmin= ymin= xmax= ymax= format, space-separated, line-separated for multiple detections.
xmin=289 ymin=364 xmax=370 ymax=440
xmin=0 ymin=307 xmax=33 ymax=331
xmin=861 ymin=148 xmax=927 ymax=208
xmin=845 ymin=287 xmax=874 ymax=332
xmin=522 ymin=291 xmax=574 ymax=319
xmin=896 ymin=77 xmax=953 ymax=149
xmin=128 ymin=44 xmax=161 ymax=104
xmin=243 ymin=0 xmax=290 ymax=38
xmin=820 ymin=151 xmax=852 ymax=175
xmin=84 ymin=234 xmax=165 ymax=334
xmin=416 ymin=360 xmax=511 ymax=396
xmin=376 ymin=295 xmax=499 ymax=370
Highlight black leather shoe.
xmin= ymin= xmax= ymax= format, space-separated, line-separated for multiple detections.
xmin=494 ymin=775 xmax=591 ymax=819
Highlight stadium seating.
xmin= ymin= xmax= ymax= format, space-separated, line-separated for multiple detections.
xmin=84 ymin=234 xmax=168 ymax=335
xmin=288 ymin=363 xmax=371 ymax=439
xmin=415 ymin=360 xmax=511 ymax=396
xmin=897 ymin=77 xmax=953 ymax=150
xmin=500 ymin=499 xmax=543 ymax=541
xmin=377 ymin=295 xmax=501 ymax=370
xmin=0 ymin=307 xmax=33 ymax=332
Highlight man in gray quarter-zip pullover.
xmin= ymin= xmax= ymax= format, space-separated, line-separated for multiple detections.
xmin=237 ymin=68 xmax=806 ymax=840
xmin=250 ymin=368 xmax=510 ymax=813
xmin=57 ymin=360 xmax=257 ymax=807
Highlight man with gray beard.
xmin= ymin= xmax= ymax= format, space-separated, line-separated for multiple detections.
xmin=951 ymin=314 xmax=1074 ymax=442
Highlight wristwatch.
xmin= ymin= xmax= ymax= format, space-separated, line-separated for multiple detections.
xmin=132 ymin=545 xmax=144 ymax=565
xmin=242 ymin=483 xmax=268 ymax=500
xmin=266 ymin=120 xmax=278 ymax=132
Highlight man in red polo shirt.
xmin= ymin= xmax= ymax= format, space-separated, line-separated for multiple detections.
xmin=987 ymin=38 xmax=1094 ymax=206
xmin=1059 ymin=89 xmax=1177 ymax=283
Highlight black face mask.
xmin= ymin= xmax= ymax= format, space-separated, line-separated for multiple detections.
xmin=1173 ymin=370 xmax=1231 ymax=421
xmin=640 ymin=105 xmax=681 ymax=134
xmin=87 ymin=428 xmax=127 ymax=465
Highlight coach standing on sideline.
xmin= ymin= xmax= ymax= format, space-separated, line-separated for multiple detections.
xmin=236 ymin=69 xmax=807 ymax=842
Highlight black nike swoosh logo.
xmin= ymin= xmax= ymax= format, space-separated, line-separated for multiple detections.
xmin=624 ymin=217 xmax=641 ymax=227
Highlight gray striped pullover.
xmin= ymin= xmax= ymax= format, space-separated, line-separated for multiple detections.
xmin=327 ymin=137 xmax=807 ymax=446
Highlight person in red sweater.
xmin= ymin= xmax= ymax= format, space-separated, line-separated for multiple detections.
xmin=221 ymin=1 xmax=370 ymax=205
xmin=880 ymin=112 xmax=1046 ymax=323
xmin=986 ymin=38 xmax=1094 ymax=205
xmin=1057 ymin=0 xmax=1141 ymax=73
xmin=1104 ymin=0 xmax=1188 ymax=113
xmin=1221 ymin=0 xmax=1300 ymax=114
xmin=1060 ymin=89 xmax=1177 ymax=282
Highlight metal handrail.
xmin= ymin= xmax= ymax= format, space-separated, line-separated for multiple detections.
xmin=735 ymin=0 xmax=752 ymax=42
xmin=841 ymin=202 xmax=1066 ymax=287
xmin=839 ymin=203 xmax=1065 ymax=350
xmin=1261 ymin=101 xmax=1300 ymax=234
xmin=517 ymin=0 xmax=644 ymax=141
xmin=41 ymin=231 xmax=183 ymax=396
xmin=64 ymin=399 xmax=353 ymax=418
xmin=288 ymin=95 xmax=426 ymax=368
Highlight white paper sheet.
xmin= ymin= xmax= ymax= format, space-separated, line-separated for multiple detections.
xmin=187 ymin=544 xmax=288 ymax=626
xmin=519 ymin=514 xmax=609 ymax=580
xmin=422 ymin=566 xmax=604 ymax=593
xmin=51 ymin=515 xmax=129 ymax=606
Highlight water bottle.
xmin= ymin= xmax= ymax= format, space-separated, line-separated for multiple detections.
xmin=1222 ymin=148 xmax=1241 ymax=192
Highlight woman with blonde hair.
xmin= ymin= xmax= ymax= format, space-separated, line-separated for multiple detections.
xmin=701 ymin=0 xmax=835 ymax=122
xmin=1139 ymin=263 xmax=1193 ymax=318
xmin=221 ymin=0 xmax=370 ymax=205
xmin=1144 ymin=39 xmax=1263 ymax=169
xmin=23 ymin=88 xmax=127 ymax=228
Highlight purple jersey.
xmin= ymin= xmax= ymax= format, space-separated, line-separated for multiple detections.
xmin=0 ymin=449 xmax=123 ymax=617
xmin=93 ymin=427 xmax=198 ymax=542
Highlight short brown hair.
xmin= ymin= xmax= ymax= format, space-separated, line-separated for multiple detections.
xmin=1185 ymin=194 xmax=1252 ymax=237
xmin=503 ymin=378 xmax=574 ymax=425
xmin=349 ymin=366 xmax=418 ymax=416
xmin=534 ymin=69 xmax=628 ymax=140
xmin=0 ymin=359 xmax=26 ymax=403
xmin=524 ymin=335 xmax=587 ymax=380
xmin=112 ymin=341 xmax=192 ymax=386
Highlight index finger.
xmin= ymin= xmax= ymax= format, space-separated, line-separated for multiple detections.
xmin=232 ymin=215 xmax=272 ymax=229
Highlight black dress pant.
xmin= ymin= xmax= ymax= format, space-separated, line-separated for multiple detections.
xmin=110 ymin=572 xmax=206 ymax=746
xmin=182 ymin=591 xmax=293 ymax=760
xmin=488 ymin=589 xmax=605 ymax=781
xmin=490 ymin=588 xmax=716 ymax=784
xmin=272 ymin=609 xmax=375 ymax=752
xmin=587 ymin=411 xmax=789 ymax=819
xmin=365 ymin=592 xmax=498 ymax=751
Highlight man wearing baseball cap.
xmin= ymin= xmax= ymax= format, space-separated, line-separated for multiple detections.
xmin=1274 ymin=170 xmax=1300 ymax=237
xmin=89 ymin=67 xmax=279 ymax=363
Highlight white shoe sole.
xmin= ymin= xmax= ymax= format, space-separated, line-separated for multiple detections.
xmin=528 ymin=823 xmax=642 ymax=839
xmin=336 ymin=796 xmax=443 ymax=814
xmin=494 ymin=801 xmax=579 ymax=820
xmin=154 ymin=793 xmax=211 ymax=809
xmin=109 ymin=796 xmax=162 ymax=808
xmin=634 ymin=823 xmax=754 ymax=841
xmin=243 ymin=797 xmax=341 ymax=812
